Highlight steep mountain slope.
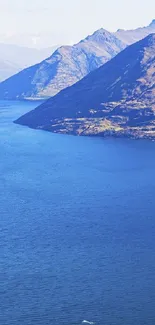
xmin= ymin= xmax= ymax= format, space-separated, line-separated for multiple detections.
xmin=15 ymin=34 xmax=155 ymax=139
xmin=0 ymin=44 xmax=58 ymax=82
xmin=0 ymin=29 xmax=125 ymax=100
xmin=115 ymin=19 xmax=155 ymax=45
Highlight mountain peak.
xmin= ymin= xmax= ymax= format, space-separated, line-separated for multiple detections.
xmin=85 ymin=28 xmax=113 ymax=42
xmin=92 ymin=28 xmax=110 ymax=36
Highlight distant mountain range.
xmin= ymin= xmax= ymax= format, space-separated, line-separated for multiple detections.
xmin=1 ymin=20 xmax=155 ymax=48
xmin=115 ymin=19 xmax=155 ymax=45
xmin=0 ymin=29 xmax=125 ymax=99
xmin=15 ymin=34 xmax=155 ymax=139
xmin=0 ymin=44 xmax=58 ymax=82
xmin=0 ymin=31 xmax=60 ymax=49
xmin=0 ymin=20 xmax=155 ymax=100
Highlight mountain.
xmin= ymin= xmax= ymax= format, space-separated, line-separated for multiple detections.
xmin=115 ymin=19 xmax=155 ymax=45
xmin=1 ymin=20 xmax=154 ymax=85
xmin=0 ymin=44 xmax=58 ymax=82
xmin=15 ymin=34 xmax=155 ymax=139
xmin=0 ymin=29 xmax=125 ymax=100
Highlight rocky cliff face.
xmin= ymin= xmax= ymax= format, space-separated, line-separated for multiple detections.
xmin=15 ymin=34 xmax=155 ymax=139
xmin=0 ymin=29 xmax=125 ymax=100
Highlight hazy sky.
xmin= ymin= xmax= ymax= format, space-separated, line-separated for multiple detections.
xmin=0 ymin=0 xmax=155 ymax=45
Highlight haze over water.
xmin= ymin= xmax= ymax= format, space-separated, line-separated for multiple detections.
xmin=1 ymin=101 xmax=155 ymax=325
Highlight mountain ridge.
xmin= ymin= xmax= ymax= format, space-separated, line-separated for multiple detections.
xmin=115 ymin=19 xmax=155 ymax=45
xmin=0 ymin=20 xmax=155 ymax=97
xmin=0 ymin=29 xmax=125 ymax=100
xmin=15 ymin=33 xmax=155 ymax=139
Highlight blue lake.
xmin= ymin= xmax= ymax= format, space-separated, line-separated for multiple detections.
xmin=1 ymin=101 xmax=155 ymax=325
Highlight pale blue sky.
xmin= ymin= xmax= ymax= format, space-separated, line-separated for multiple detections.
xmin=0 ymin=0 xmax=155 ymax=45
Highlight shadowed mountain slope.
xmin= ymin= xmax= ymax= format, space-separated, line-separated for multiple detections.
xmin=15 ymin=34 xmax=155 ymax=139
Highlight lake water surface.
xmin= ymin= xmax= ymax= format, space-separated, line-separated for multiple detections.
xmin=1 ymin=101 xmax=155 ymax=325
